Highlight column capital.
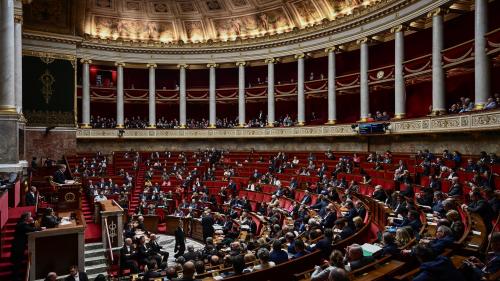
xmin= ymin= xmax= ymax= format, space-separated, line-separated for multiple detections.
xmin=390 ymin=25 xmax=407 ymax=34
xmin=80 ymin=58 xmax=92 ymax=64
xmin=14 ymin=14 xmax=23 ymax=24
xmin=235 ymin=61 xmax=246 ymax=67
xmin=115 ymin=62 xmax=126 ymax=67
xmin=177 ymin=64 xmax=188 ymax=69
xmin=356 ymin=37 xmax=369 ymax=45
xmin=294 ymin=53 xmax=305 ymax=60
xmin=264 ymin=58 xmax=279 ymax=64
xmin=207 ymin=63 xmax=218 ymax=68
xmin=324 ymin=46 xmax=337 ymax=53
xmin=147 ymin=63 xmax=157 ymax=68
xmin=427 ymin=7 xmax=448 ymax=18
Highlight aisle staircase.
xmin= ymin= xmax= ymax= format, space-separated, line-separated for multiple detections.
xmin=128 ymin=165 xmax=145 ymax=216
xmin=84 ymin=242 xmax=108 ymax=280
xmin=82 ymin=190 xmax=102 ymax=243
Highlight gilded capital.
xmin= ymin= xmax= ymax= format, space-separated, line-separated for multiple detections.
xmin=115 ymin=62 xmax=126 ymax=67
xmin=390 ymin=25 xmax=405 ymax=34
xmin=177 ymin=64 xmax=188 ymax=69
xmin=235 ymin=61 xmax=246 ymax=67
xmin=427 ymin=7 xmax=447 ymax=18
xmin=294 ymin=53 xmax=305 ymax=60
xmin=264 ymin=58 xmax=278 ymax=64
xmin=147 ymin=63 xmax=157 ymax=68
xmin=14 ymin=14 xmax=23 ymax=24
xmin=207 ymin=63 xmax=218 ymax=68
xmin=324 ymin=46 xmax=337 ymax=53
xmin=356 ymin=37 xmax=369 ymax=45
xmin=80 ymin=58 xmax=92 ymax=64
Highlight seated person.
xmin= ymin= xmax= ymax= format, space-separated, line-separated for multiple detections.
xmin=413 ymin=244 xmax=465 ymax=281
xmin=311 ymin=250 xmax=344 ymax=281
xmin=221 ymin=255 xmax=246 ymax=278
xmin=172 ymin=261 xmax=201 ymax=281
xmin=334 ymin=219 xmax=354 ymax=241
xmin=292 ymin=239 xmax=310 ymax=259
xmin=345 ymin=244 xmax=375 ymax=271
xmin=120 ymin=238 xmax=139 ymax=273
xmin=53 ymin=164 xmax=67 ymax=184
xmin=254 ymin=248 xmax=276 ymax=270
xmin=314 ymin=228 xmax=334 ymax=259
xmin=378 ymin=232 xmax=400 ymax=257
xmin=461 ymin=232 xmax=500 ymax=280
xmin=41 ymin=208 xmax=60 ymax=228
xmin=269 ymin=240 xmax=289 ymax=264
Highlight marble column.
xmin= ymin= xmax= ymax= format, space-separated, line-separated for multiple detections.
xmin=208 ymin=63 xmax=217 ymax=128
xmin=178 ymin=64 xmax=187 ymax=128
xmin=429 ymin=8 xmax=446 ymax=115
xmin=358 ymin=38 xmax=370 ymax=121
xmin=265 ymin=58 xmax=277 ymax=127
xmin=295 ymin=53 xmax=305 ymax=126
xmin=325 ymin=47 xmax=337 ymax=124
xmin=115 ymin=62 xmax=125 ymax=128
xmin=392 ymin=25 xmax=406 ymax=119
xmin=147 ymin=63 xmax=157 ymax=128
xmin=81 ymin=59 xmax=92 ymax=128
xmin=236 ymin=61 xmax=246 ymax=127
xmin=474 ymin=0 xmax=489 ymax=110
xmin=0 ymin=0 xmax=16 ymax=113
xmin=14 ymin=13 xmax=22 ymax=114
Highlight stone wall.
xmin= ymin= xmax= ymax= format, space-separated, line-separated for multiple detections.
xmin=76 ymin=131 xmax=500 ymax=155
xmin=25 ymin=127 xmax=77 ymax=162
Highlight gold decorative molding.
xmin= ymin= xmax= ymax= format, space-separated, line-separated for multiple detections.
xmin=390 ymin=25 xmax=406 ymax=34
xmin=22 ymin=50 xmax=76 ymax=62
xmin=294 ymin=53 xmax=305 ymax=60
xmin=14 ymin=15 xmax=23 ymax=24
xmin=356 ymin=37 xmax=369 ymax=45
xmin=80 ymin=58 xmax=92 ymax=64
xmin=207 ymin=63 xmax=219 ymax=68
xmin=146 ymin=63 xmax=157 ymax=68
xmin=177 ymin=64 xmax=188 ymax=69
xmin=235 ymin=61 xmax=246 ymax=67
xmin=77 ymin=110 xmax=500 ymax=140
xmin=427 ymin=7 xmax=448 ymax=18
xmin=264 ymin=58 xmax=278 ymax=64
xmin=115 ymin=62 xmax=126 ymax=67
xmin=324 ymin=46 xmax=337 ymax=53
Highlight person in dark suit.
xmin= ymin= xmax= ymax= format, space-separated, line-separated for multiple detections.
xmin=346 ymin=244 xmax=375 ymax=271
xmin=120 ymin=238 xmax=139 ymax=273
xmin=174 ymin=222 xmax=186 ymax=258
xmin=222 ymin=216 xmax=233 ymax=233
xmin=53 ymin=164 xmax=67 ymax=184
xmin=11 ymin=212 xmax=40 ymax=281
xmin=269 ymin=240 xmax=289 ymax=264
xmin=314 ymin=228 xmax=334 ymax=259
xmin=137 ymin=235 xmax=161 ymax=266
xmin=321 ymin=204 xmax=337 ymax=229
xmin=344 ymin=201 xmax=359 ymax=226
xmin=413 ymin=244 xmax=465 ymax=281
xmin=64 ymin=265 xmax=89 ymax=281
xmin=148 ymin=234 xmax=169 ymax=264
xmin=335 ymin=219 xmax=354 ymax=240
xmin=201 ymin=212 xmax=215 ymax=242
xmin=41 ymin=208 xmax=60 ymax=229
xmin=301 ymin=190 xmax=312 ymax=205
xmin=25 ymin=186 xmax=37 ymax=206
xmin=379 ymin=232 xmax=400 ymax=257
xmin=143 ymin=260 xmax=163 ymax=280
xmin=172 ymin=261 xmax=201 ymax=281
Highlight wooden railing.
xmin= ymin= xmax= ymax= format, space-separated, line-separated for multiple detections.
xmin=104 ymin=217 xmax=114 ymax=263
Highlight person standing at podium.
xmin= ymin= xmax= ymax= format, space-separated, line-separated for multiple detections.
xmin=53 ymin=164 xmax=67 ymax=184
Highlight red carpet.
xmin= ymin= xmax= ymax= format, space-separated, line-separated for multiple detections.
xmin=85 ymin=222 xmax=102 ymax=243
xmin=8 ymin=206 xmax=35 ymax=219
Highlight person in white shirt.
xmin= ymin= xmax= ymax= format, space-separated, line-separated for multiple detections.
xmin=94 ymin=191 xmax=107 ymax=202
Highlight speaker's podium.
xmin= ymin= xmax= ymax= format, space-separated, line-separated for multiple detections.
xmin=99 ymin=200 xmax=124 ymax=249
xmin=27 ymin=211 xmax=86 ymax=281
xmin=50 ymin=180 xmax=82 ymax=211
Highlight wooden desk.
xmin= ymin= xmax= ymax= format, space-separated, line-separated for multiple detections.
xmin=27 ymin=211 xmax=85 ymax=281
xmin=353 ymin=260 xmax=405 ymax=281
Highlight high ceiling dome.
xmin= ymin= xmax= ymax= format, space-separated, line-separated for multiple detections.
xmin=24 ymin=0 xmax=379 ymax=44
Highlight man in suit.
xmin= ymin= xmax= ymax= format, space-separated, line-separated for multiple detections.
xmin=53 ymin=164 xmax=67 ymax=184
xmin=64 ymin=265 xmax=89 ymax=281
xmin=172 ymin=261 xmax=201 ymax=281
xmin=143 ymin=260 xmax=163 ymax=280
xmin=120 ymin=238 xmax=139 ymax=273
xmin=11 ymin=212 xmax=40 ymax=281
xmin=148 ymin=234 xmax=169 ymax=263
xmin=25 ymin=186 xmax=37 ymax=206
xmin=321 ymin=204 xmax=337 ymax=229
xmin=174 ymin=222 xmax=186 ymax=258
xmin=314 ymin=228 xmax=334 ymax=259
xmin=335 ymin=219 xmax=354 ymax=240
xmin=201 ymin=211 xmax=215 ymax=242
xmin=41 ymin=208 xmax=60 ymax=229
xmin=346 ymin=244 xmax=375 ymax=271
xmin=301 ymin=190 xmax=312 ymax=205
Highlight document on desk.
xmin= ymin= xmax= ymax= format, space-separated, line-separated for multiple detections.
xmin=362 ymin=243 xmax=382 ymax=256
xmin=65 ymin=180 xmax=75 ymax=184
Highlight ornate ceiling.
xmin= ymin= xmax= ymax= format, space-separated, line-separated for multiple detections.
xmin=24 ymin=0 xmax=377 ymax=43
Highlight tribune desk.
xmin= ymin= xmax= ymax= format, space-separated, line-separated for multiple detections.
xmin=27 ymin=211 xmax=85 ymax=281
xmin=99 ymin=200 xmax=124 ymax=249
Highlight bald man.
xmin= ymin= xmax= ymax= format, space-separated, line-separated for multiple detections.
xmin=172 ymin=261 xmax=202 ymax=281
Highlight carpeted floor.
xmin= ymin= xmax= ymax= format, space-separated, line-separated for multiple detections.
xmin=85 ymin=222 xmax=102 ymax=243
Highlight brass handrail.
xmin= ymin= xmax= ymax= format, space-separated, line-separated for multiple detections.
xmin=103 ymin=217 xmax=114 ymax=263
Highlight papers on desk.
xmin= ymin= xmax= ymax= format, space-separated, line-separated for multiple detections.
xmin=213 ymin=224 xmax=223 ymax=231
xmin=427 ymin=222 xmax=437 ymax=226
xmin=64 ymin=180 xmax=75 ymax=184
xmin=472 ymin=230 xmax=481 ymax=236
xmin=467 ymin=243 xmax=479 ymax=248
xmin=59 ymin=217 xmax=72 ymax=226
xmin=361 ymin=243 xmax=382 ymax=256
